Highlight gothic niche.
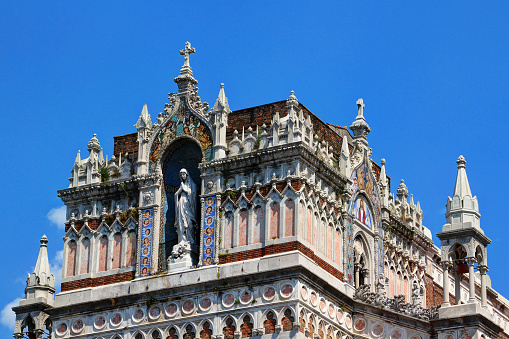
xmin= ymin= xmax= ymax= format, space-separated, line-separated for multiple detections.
xmin=354 ymin=235 xmax=370 ymax=288
xmin=162 ymin=139 xmax=203 ymax=269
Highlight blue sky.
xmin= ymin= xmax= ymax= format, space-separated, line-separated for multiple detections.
xmin=1 ymin=1 xmax=508 ymax=335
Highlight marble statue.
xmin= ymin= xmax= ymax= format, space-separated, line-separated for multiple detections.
xmin=174 ymin=168 xmax=197 ymax=246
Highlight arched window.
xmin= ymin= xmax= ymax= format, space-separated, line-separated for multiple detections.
xmin=241 ymin=315 xmax=253 ymax=337
xmin=282 ymin=308 xmax=294 ymax=331
xmin=126 ymin=231 xmax=136 ymax=266
xmin=327 ymin=223 xmax=333 ymax=260
xmin=223 ymin=317 xmax=235 ymax=339
xmin=200 ymin=322 xmax=212 ymax=339
xmin=183 ymin=325 xmax=195 ymax=339
xmin=299 ymin=310 xmax=306 ymax=333
xmin=80 ymin=238 xmax=90 ymax=274
xmin=335 ymin=228 xmax=341 ymax=265
xmin=253 ymin=206 xmax=264 ymax=244
xmin=285 ymin=199 xmax=295 ymax=237
xmin=224 ymin=212 xmax=234 ymax=249
xmin=98 ymin=235 xmax=108 ymax=272
xmin=308 ymin=315 xmax=315 ymax=337
xmin=66 ymin=240 xmax=77 ymax=277
xmin=270 ymin=202 xmax=280 ymax=240
xmin=318 ymin=321 xmax=325 ymax=339
xmin=396 ymin=272 xmax=402 ymax=296
xmin=264 ymin=311 xmax=277 ymax=334
xmin=390 ymin=267 xmax=395 ymax=298
xmin=112 ymin=233 xmax=122 ymax=269
xmin=299 ymin=201 xmax=305 ymax=239
xmin=151 ymin=330 xmax=161 ymax=339
xmin=239 ymin=209 xmax=248 ymax=246
xmin=167 ymin=327 xmax=178 ymax=339
xmin=306 ymin=207 xmax=312 ymax=244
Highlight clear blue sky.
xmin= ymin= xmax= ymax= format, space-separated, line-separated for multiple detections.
xmin=1 ymin=1 xmax=508 ymax=335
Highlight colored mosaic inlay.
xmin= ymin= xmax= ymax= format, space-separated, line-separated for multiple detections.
xmin=111 ymin=313 xmax=122 ymax=326
xmin=200 ymin=297 xmax=212 ymax=310
xmin=182 ymin=299 xmax=195 ymax=314
xmin=56 ymin=323 xmax=67 ymax=336
xmin=354 ymin=318 xmax=366 ymax=331
xmin=149 ymin=100 xmax=213 ymax=172
xmin=373 ymin=324 xmax=384 ymax=336
xmin=281 ymin=284 xmax=293 ymax=297
xmin=202 ymin=196 xmax=216 ymax=265
xmin=264 ymin=287 xmax=275 ymax=300
xmin=72 ymin=319 xmax=84 ymax=333
xmin=391 ymin=329 xmax=403 ymax=339
xmin=149 ymin=306 xmax=161 ymax=319
xmin=166 ymin=303 xmax=178 ymax=317
xmin=133 ymin=309 xmax=144 ymax=322
xmin=223 ymin=293 xmax=235 ymax=307
xmin=94 ymin=316 xmax=105 ymax=330
xmin=140 ymin=208 xmax=153 ymax=277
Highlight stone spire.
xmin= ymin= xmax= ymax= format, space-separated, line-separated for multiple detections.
xmin=444 ymin=155 xmax=481 ymax=231
xmin=349 ymin=98 xmax=371 ymax=140
xmin=135 ymin=104 xmax=152 ymax=130
xmin=23 ymin=235 xmax=55 ymax=306
xmin=174 ymin=41 xmax=198 ymax=93
xmin=212 ymin=83 xmax=231 ymax=113
xmin=211 ymin=83 xmax=231 ymax=160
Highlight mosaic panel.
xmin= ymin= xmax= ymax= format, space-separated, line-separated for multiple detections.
xmin=202 ymin=196 xmax=216 ymax=266
xmin=141 ymin=208 xmax=153 ymax=277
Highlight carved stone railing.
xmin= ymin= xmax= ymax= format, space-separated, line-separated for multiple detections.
xmin=354 ymin=285 xmax=440 ymax=321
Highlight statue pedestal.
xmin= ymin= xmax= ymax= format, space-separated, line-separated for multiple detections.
xmin=167 ymin=242 xmax=198 ymax=272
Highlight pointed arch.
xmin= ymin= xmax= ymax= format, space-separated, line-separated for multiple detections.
xmin=200 ymin=321 xmax=213 ymax=339
xmin=66 ymin=240 xmax=77 ymax=277
xmin=79 ymin=237 xmax=91 ymax=274
xmin=98 ymin=235 xmax=108 ymax=272
xmin=239 ymin=209 xmax=249 ymax=246
xmin=240 ymin=314 xmax=254 ymax=338
xmin=264 ymin=310 xmax=277 ymax=334
xmin=285 ymin=199 xmax=295 ymax=237
xmin=223 ymin=317 xmax=236 ymax=339
xmin=281 ymin=308 xmax=294 ymax=331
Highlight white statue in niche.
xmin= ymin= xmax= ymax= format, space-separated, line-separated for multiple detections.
xmin=172 ymin=168 xmax=197 ymax=258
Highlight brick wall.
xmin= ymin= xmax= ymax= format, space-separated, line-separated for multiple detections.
xmin=61 ymin=271 xmax=135 ymax=292
xmin=113 ymin=132 xmax=138 ymax=158
xmin=218 ymin=240 xmax=344 ymax=282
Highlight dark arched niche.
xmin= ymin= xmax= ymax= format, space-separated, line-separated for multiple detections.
xmin=162 ymin=139 xmax=202 ymax=269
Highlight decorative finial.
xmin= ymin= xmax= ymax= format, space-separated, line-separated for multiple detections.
xmin=221 ymin=83 xmax=224 ymax=88
xmin=381 ymin=158 xmax=386 ymax=165
xmin=180 ymin=41 xmax=195 ymax=68
xmin=287 ymin=90 xmax=299 ymax=109
xmin=40 ymin=235 xmax=48 ymax=247
xmin=350 ymin=98 xmax=371 ymax=139
xmin=457 ymin=155 xmax=466 ymax=168
xmin=87 ymin=133 xmax=101 ymax=153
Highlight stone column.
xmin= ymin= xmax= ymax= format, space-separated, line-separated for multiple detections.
xmin=478 ymin=265 xmax=489 ymax=308
xmin=442 ymin=261 xmax=452 ymax=306
xmin=467 ymin=257 xmax=477 ymax=303
xmin=354 ymin=263 xmax=360 ymax=288
xmin=454 ymin=271 xmax=461 ymax=305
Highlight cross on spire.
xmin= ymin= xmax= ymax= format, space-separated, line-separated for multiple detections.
xmin=356 ymin=98 xmax=365 ymax=118
xmin=180 ymin=41 xmax=196 ymax=68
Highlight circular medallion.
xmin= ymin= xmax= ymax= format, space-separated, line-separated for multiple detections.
xmin=240 ymin=291 xmax=252 ymax=304
xmin=182 ymin=299 xmax=195 ymax=314
xmin=133 ymin=308 xmax=145 ymax=323
xmin=94 ymin=315 xmax=106 ymax=330
xmin=165 ymin=303 xmax=178 ymax=318
xmin=328 ymin=304 xmax=335 ymax=319
xmin=337 ymin=308 xmax=344 ymax=324
xmin=319 ymin=298 xmax=326 ymax=313
xmin=461 ymin=333 xmax=472 ymax=339
xmin=372 ymin=324 xmax=384 ymax=337
xmin=344 ymin=314 xmax=352 ymax=330
xmin=445 ymin=335 xmax=454 ymax=339
xmin=391 ymin=329 xmax=403 ymax=339
xmin=56 ymin=323 xmax=67 ymax=336
xmin=71 ymin=319 xmax=84 ymax=334
xmin=301 ymin=286 xmax=308 ymax=300
xmin=281 ymin=284 xmax=294 ymax=298
xmin=310 ymin=291 xmax=318 ymax=306
xmin=222 ymin=293 xmax=235 ymax=308
xmin=263 ymin=286 xmax=276 ymax=301
xmin=353 ymin=317 xmax=366 ymax=332
xmin=148 ymin=306 xmax=161 ymax=320
xmin=199 ymin=297 xmax=212 ymax=311
xmin=111 ymin=313 xmax=122 ymax=326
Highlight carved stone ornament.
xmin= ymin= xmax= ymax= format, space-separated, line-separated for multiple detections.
xmin=143 ymin=191 xmax=154 ymax=205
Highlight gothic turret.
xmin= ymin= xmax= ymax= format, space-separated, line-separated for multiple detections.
xmin=437 ymin=155 xmax=491 ymax=310
xmin=211 ymin=83 xmax=231 ymax=160
xmin=135 ymin=104 xmax=152 ymax=175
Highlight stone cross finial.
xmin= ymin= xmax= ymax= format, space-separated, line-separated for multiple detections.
xmin=356 ymin=98 xmax=365 ymax=118
xmin=180 ymin=41 xmax=196 ymax=68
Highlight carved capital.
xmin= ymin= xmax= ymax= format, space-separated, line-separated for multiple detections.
xmin=441 ymin=261 xmax=453 ymax=271
xmin=478 ymin=265 xmax=489 ymax=275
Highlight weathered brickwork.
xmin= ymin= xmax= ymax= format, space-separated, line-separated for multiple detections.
xmin=61 ymin=270 xmax=135 ymax=292
xmin=218 ymin=241 xmax=344 ymax=281
xmin=113 ymin=132 xmax=138 ymax=158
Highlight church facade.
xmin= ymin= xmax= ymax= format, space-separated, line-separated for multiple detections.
xmin=12 ymin=43 xmax=509 ymax=339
